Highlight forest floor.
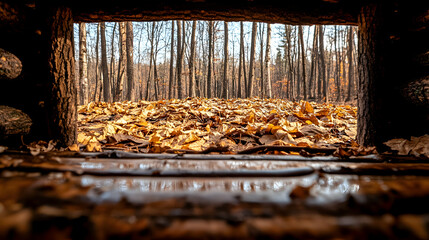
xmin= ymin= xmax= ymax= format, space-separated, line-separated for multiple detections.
xmin=72 ymin=98 xmax=374 ymax=156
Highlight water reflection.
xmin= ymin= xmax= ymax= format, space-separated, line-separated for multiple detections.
xmin=79 ymin=160 xmax=306 ymax=171
xmin=81 ymin=175 xmax=324 ymax=194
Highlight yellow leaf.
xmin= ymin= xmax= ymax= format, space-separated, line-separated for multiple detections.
xmin=68 ymin=144 xmax=79 ymax=152
xmin=149 ymin=132 xmax=162 ymax=144
xmin=86 ymin=142 xmax=101 ymax=152
xmin=184 ymin=133 xmax=200 ymax=144
xmin=78 ymin=133 xmax=91 ymax=145
xmin=301 ymin=101 xmax=314 ymax=114
xmin=269 ymin=109 xmax=277 ymax=114
xmin=248 ymin=112 xmax=255 ymax=123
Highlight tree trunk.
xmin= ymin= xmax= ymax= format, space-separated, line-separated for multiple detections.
xmin=265 ymin=23 xmax=272 ymax=98
xmin=298 ymin=26 xmax=306 ymax=100
xmin=222 ymin=22 xmax=228 ymax=99
xmin=259 ymin=23 xmax=265 ymax=98
xmin=284 ymin=25 xmax=294 ymax=101
xmin=153 ymin=51 xmax=159 ymax=100
xmin=309 ymin=26 xmax=318 ymax=100
xmin=94 ymin=24 xmax=100 ymax=102
xmin=44 ymin=6 xmax=77 ymax=146
xmin=207 ymin=21 xmax=213 ymax=98
xmin=176 ymin=20 xmax=184 ymax=99
xmin=318 ymin=26 xmax=327 ymax=102
xmin=100 ymin=22 xmax=110 ymax=102
xmin=248 ymin=22 xmax=257 ymax=98
xmin=241 ymin=22 xmax=247 ymax=98
xmin=168 ymin=21 xmax=175 ymax=99
xmin=334 ymin=26 xmax=342 ymax=102
xmin=237 ymin=22 xmax=243 ymax=99
xmin=145 ymin=22 xmax=155 ymax=101
xmin=189 ymin=21 xmax=197 ymax=98
xmin=126 ymin=22 xmax=134 ymax=101
xmin=109 ymin=23 xmax=117 ymax=101
xmin=345 ymin=26 xmax=354 ymax=102
xmin=78 ymin=23 xmax=88 ymax=105
xmin=114 ymin=22 xmax=126 ymax=102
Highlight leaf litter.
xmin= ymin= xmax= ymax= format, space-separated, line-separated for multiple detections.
xmin=76 ymin=98 xmax=360 ymax=156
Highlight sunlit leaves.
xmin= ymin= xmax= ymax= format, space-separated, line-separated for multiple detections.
xmin=76 ymin=98 xmax=358 ymax=154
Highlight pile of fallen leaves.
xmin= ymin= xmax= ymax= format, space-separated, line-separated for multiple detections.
xmin=75 ymin=98 xmax=358 ymax=155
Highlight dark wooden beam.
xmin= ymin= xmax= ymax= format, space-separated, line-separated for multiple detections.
xmin=71 ymin=0 xmax=358 ymax=25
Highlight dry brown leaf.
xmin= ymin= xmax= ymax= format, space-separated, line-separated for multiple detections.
xmin=384 ymin=135 xmax=429 ymax=158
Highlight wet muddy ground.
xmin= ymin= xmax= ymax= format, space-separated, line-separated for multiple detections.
xmin=1 ymin=151 xmax=429 ymax=239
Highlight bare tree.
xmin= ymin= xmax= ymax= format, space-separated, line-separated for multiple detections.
xmin=189 ymin=21 xmax=197 ymax=98
xmin=346 ymin=26 xmax=355 ymax=102
xmin=145 ymin=22 xmax=156 ymax=100
xmin=78 ymin=23 xmax=88 ymax=105
xmin=176 ymin=20 xmax=184 ymax=99
xmin=309 ymin=25 xmax=318 ymax=100
xmin=126 ymin=22 xmax=134 ymax=101
xmin=318 ymin=26 xmax=327 ymax=102
xmin=298 ymin=25 xmax=306 ymax=100
xmin=168 ymin=21 xmax=175 ymax=99
xmin=222 ymin=22 xmax=228 ymax=99
xmin=237 ymin=22 xmax=244 ymax=98
xmin=248 ymin=22 xmax=257 ymax=97
xmin=114 ymin=22 xmax=126 ymax=102
xmin=94 ymin=23 xmax=101 ymax=102
xmin=100 ymin=22 xmax=110 ymax=102
xmin=207 ymin=21 xmax=214 ymax=98
xmin=265 ymin=23 xmax=272 ymax=98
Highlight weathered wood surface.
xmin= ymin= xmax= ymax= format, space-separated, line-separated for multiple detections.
xmin=0 ymin=48 xmax=22 ymax=80
xmin=1 ymin=153 xmax=429 ymax=239
xmin=0 ymin=105 xmax=31 ymax=137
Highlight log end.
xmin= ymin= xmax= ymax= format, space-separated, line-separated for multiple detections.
xmin=0 ymin=105 xmax=32 ymax=141
xmin=0 ymin=48 xmax=22 ymax=80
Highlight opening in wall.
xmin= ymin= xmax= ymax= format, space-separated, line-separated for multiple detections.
xmin=72 ymin=21 xmax=360 ymax=154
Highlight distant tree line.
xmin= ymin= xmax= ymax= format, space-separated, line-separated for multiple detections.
xmin=75 ymin=21 xmax=357 ymax=104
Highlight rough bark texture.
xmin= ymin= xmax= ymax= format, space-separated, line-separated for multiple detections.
xmin=0 ymin=105 xmax=31 ymax=137
xmin=189 ymin=21 xmax=196 ymax=98
xmin=265 ymin=23 xmax=272 ymax=98
xmin=0 ymin=48 xmax=22 ymax=80
xmin=125 ymin=22 xmax=134 ymax=101
xmin=100 ymin=22 xmax=110 ymax=102
xmin=176 ymin=20 xmax=183 ymax=99
xmin=78 ymin=23 xmax=88 ymax=105
xmin=222 ymin=22 xmax=228 ymax=99
xmin=168 ymin=21 xmax=175 ymax=99
xmin=357 ymin=4 xmax=378 ymax=147
xmin=207 ymin=21 xmax=213 ymax=99
xmin=248 ymin=22 xmax=257 ymax=97
xmin=357 ymin=2 xmax=429 ymax=147
xmin=71 ymin=0 xmax=358 ymax=25
xmin=114 ymin=22 xmax=126 ymax=102
xmin=44 ymin=5 xmax=77 ymax=146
